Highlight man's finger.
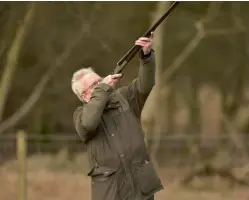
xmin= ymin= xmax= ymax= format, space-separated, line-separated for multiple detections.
xmin=138 ymin=37 xmax=150 ymax=42
xmin=136 ymin=39 xmax=151 ymax=44
xmin=135 ymin=41 xmax=149 ymax=46
xmin=112 ymin=73 xmax=123 ymax=78
xmin=135 ymin=40 xmax=147 ymax=44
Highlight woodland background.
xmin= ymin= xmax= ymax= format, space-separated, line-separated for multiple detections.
xmin=1 ymin=1 xmax=249 ymax=200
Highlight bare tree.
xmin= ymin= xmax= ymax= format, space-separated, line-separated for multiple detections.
xmin=0 ymin=3 xmax=101 ymax=134
xmin=141 ymin=1 xmax=171 ymax=169
xmin=142 ymin=1 xmax=249 ymax=185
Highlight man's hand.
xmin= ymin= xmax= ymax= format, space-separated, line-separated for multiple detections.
xmin=100 ymin=74 xmax=122 ymax=88
xmin=135 ymin=32 xmax=154 ymax=55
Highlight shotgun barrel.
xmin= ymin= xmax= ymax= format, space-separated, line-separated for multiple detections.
xmin=114 ymin=1 xmax=180 ymax=74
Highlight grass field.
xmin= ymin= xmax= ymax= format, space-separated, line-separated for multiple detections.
xmin=1 ymin=153 xmax=249 ymax=200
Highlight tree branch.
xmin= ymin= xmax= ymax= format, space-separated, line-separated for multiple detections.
xmin=0 ymin=4 xmax=101 ymax=134
xmin=0 ymin=2 xmax=37 ymax=122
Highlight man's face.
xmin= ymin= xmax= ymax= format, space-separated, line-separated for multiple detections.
xmin=80 ymin=73 xmax=102 ymax=102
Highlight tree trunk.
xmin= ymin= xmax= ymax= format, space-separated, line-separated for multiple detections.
xmin=141 ymin=1 xmax=170 ymax=167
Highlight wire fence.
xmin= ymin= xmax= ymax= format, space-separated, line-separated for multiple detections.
xmin=1 ymin=132 xmax=249 ymax=168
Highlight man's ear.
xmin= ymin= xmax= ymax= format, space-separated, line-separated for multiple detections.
xmin=79 ymin=92 xmax=84 ymax=101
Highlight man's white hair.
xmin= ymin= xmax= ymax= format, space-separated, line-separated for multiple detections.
xmin=71 ymin=67 xmax=95 ymax=100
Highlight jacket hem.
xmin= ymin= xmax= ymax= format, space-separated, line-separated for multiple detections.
xmin=143 ymin=185 xmax=164 ymax=200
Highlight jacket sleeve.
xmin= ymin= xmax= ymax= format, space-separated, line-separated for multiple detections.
xmin=73 ymin=83 xmax=112 ymax=143
xmin=119 ymin=50 xmax=156 ymax=118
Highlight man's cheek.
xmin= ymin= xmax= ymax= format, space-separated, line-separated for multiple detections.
xmin=84 ymin=79 xmax=90 ymax=86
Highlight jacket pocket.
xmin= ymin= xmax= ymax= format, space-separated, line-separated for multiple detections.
xmin=88 ymin=165 xmax=116 ymax=180
xmin=134 ymin=161 xmax=163 ymax=196
xmin=88 ymin=165 xmax=118 ymax=200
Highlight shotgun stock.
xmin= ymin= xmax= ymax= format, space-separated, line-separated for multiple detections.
xmin=113 ymin=1 xmax=180 ymax=74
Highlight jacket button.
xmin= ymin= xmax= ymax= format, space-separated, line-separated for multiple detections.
xmin=111 ymin=134 xmax=115 ymax=136
xmin=121 ymin=154 xmax=124 ymax=157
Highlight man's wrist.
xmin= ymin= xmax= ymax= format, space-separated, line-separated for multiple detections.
xmin=140 ymin=49 xmax=154 ymax=60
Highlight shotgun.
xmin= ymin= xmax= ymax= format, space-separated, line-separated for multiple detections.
xmin=113 ymin=1 xmax=180 ymax=74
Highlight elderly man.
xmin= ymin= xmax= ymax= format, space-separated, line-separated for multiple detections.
xmin=72 ymin=33 xmax=163 ymax=200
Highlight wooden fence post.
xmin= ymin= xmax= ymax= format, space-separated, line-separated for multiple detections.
xmin=17 ymin=130 xmax=27 ymax=200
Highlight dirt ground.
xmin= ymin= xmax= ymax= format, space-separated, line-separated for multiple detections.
xmin=1 ymin=154 xmax=249 ymax=200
